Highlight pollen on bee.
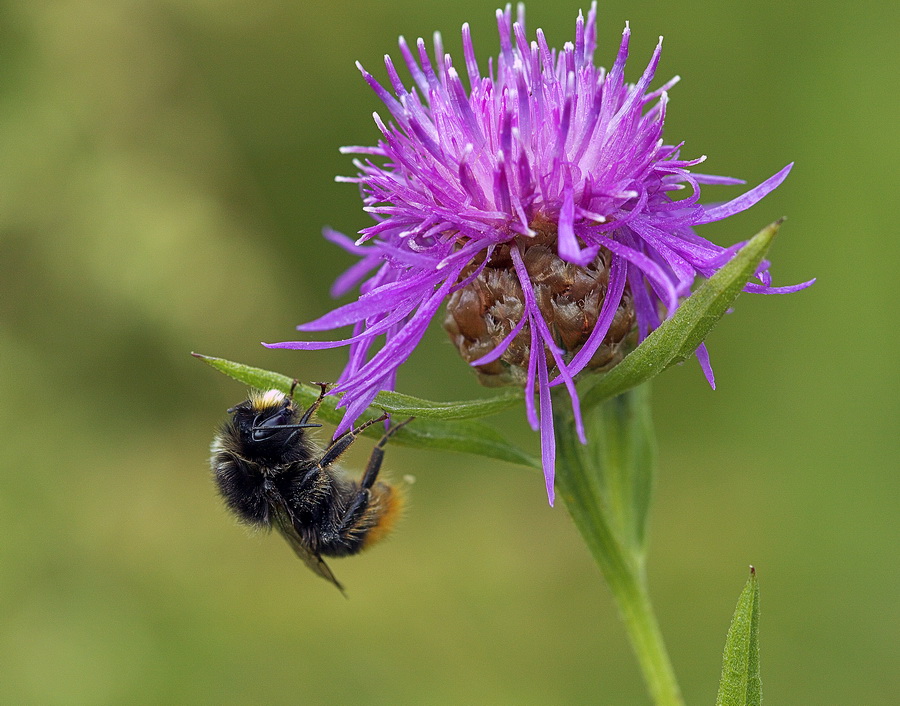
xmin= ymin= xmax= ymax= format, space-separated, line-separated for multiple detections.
xmin=249 ymin=388 xmax=287 ymax=411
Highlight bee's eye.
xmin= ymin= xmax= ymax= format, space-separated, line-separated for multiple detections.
xmin=250 ymin=409 xmax=291 ymax=442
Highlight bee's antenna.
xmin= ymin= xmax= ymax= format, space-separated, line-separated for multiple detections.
xmin=251 ymin=423 xmax=323 ymax=431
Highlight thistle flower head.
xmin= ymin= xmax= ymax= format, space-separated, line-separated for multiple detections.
xmin=267 ymin=3 xmax=813 ymax=504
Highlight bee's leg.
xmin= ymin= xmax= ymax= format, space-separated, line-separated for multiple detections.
xmin=328 ymin=417 xmax=414 ymax=548
xmin=297 ymin=382 xmax=330 ymax=425
xmin=359 ymin=416 xmax=414 ymax=489
xmin=316 ymin=412 xmax=390 ymax=470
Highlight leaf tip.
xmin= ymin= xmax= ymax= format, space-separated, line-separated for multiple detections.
xmin=760 ymin=219 xmax=782 ymax=239
xmin=749 ymin=564 xmax=756 ymax=576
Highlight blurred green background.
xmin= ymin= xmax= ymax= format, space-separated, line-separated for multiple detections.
xmin=1 ymin=0 xmax=896 ymax=703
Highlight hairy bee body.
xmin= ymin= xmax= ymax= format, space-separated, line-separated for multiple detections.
xmin=210 ymin=387 xmax=407 ymax=590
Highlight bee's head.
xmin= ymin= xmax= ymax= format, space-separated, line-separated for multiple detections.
xmin=226 ymin=389 xmax=320 ymax=463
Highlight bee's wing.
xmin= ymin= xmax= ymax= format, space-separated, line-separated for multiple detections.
xmin=271 ymin=504 xmax=345 ymax=595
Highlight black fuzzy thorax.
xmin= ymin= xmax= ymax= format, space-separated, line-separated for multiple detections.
xmin=211 ymin=397 xmax=381 ymax=558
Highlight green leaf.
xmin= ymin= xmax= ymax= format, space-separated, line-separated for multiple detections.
xmin=581 ymin=220 xmax=782 ymax=410
xmin=194 ymin=353 xmax=299 ymax=397
xmin=716 ymin=567 xmax=762 ymax=706
xmin=192 ymin=353 xmax=522 ymax=420
xmin=395 ymin=416 xmax=539 ymax=469
xmin=372 ymin=388 xmax=523 ymax=420
xmin=193 ymin=353 xmax=539 ymax=469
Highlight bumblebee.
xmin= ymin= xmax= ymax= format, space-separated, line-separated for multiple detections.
xmin=210 ymin=382 xmax=410 ymax=593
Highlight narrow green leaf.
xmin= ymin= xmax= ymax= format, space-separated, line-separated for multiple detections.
xmin=716 ymin=567 xmax=762 ymax=706
xmin=581 ymin=221 xmax=781 ymax=410
xmin=193 ymin=353 xmax=299 ymax=398
xmin=396 ymin=416 xmax=540 ymax=469
xmin=192 ymin=353 xmax=522 ymax=420
xmin=193 ymin=353 xmax=539 ymax=469
xmin=372 ymin=388 xmax=523 ymax=419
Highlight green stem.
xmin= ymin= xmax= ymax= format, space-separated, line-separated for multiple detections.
xmin=554 ymin=388 xmax=683 ymax=706
xmin=611 ymin=568 xmax=683 ymax=706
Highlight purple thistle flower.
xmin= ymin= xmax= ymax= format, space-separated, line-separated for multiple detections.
xmin=267 ymin=3 xmax=813 ymax=504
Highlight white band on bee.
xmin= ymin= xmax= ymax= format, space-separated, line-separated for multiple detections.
xmin=251 ymin=388 xmax=287 ymax=410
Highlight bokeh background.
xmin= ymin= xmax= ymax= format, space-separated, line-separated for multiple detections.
xmin=1 ymin=0 xmax=896 ymax=703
